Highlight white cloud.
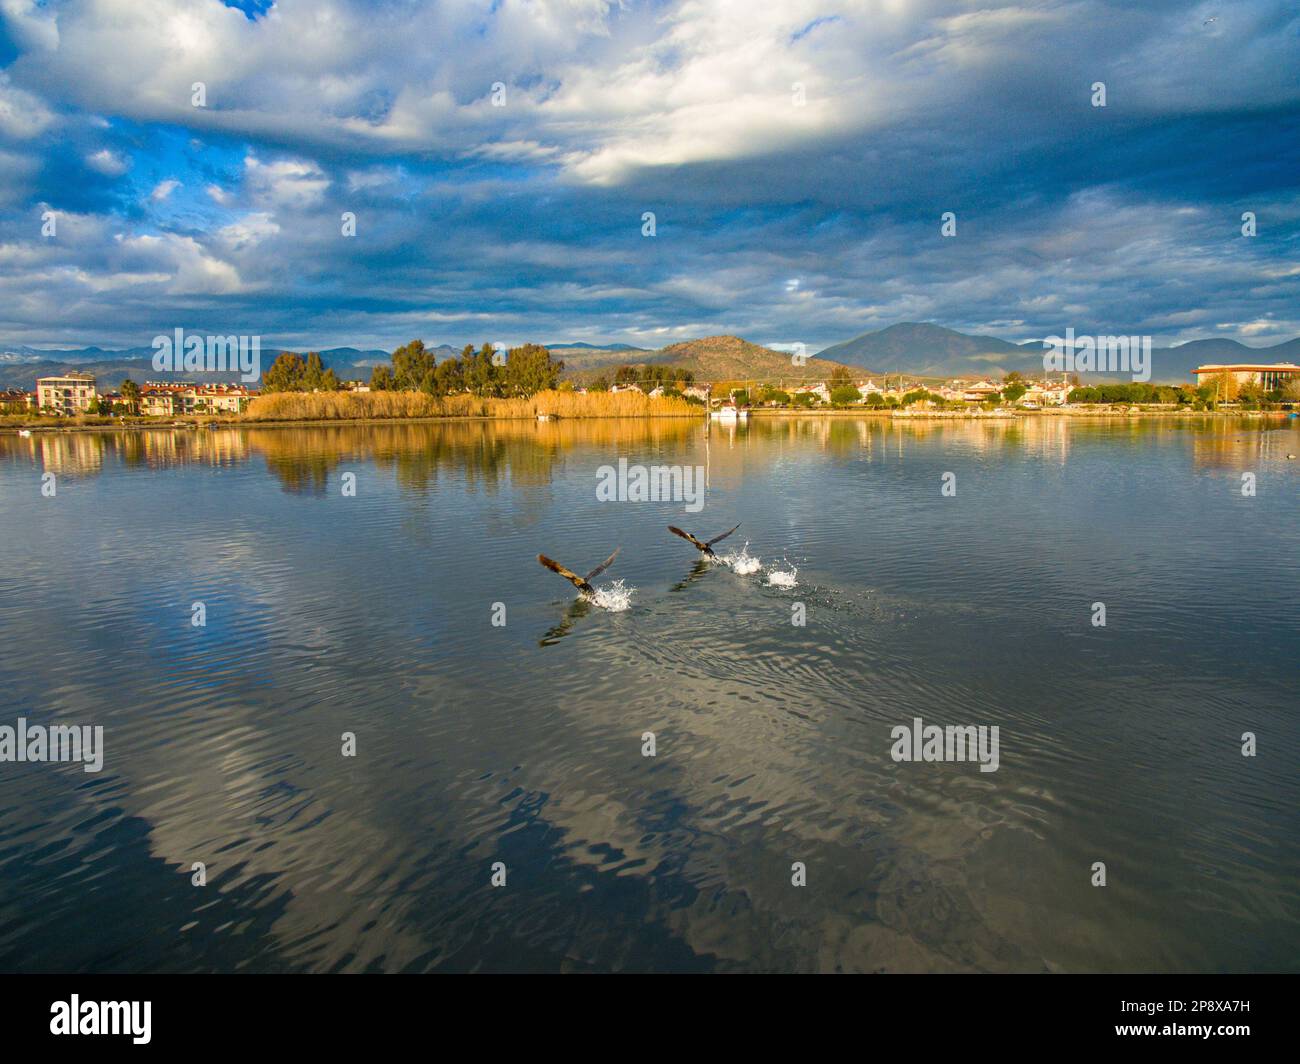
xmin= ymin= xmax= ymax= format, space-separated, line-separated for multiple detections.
xmin=150 ymin=178 xmax=181 ymax=202
xmin=0 ymin=0 xmax=59 ymax=52
xmin=86 ymin=148 xmax=129 ymax=176
xmin=218 ymin=212 xmax=280 ymax=250
xmin=0 ymin=73 xmax=55 ymax=138
xmin=118 ymin=232 xmax=245 ymax=295
xmin=245 ymin=155 xmax=328 ymax=209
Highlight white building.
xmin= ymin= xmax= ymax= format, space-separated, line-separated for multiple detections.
xmin=36 ymin=373 xmax=97 ymax=415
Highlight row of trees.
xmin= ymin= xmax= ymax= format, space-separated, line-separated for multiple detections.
xmin=369 ymin=341 xmax=563 ymax=398
xmin=579 ymin=364 xmax=698 ymax=392
xmin=264 ymin=352 xmax=341 ymax=393
xmin=260 ymin=342 xmax=566 ymax=399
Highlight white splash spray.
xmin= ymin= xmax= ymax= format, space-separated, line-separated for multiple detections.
xmin=588 ymin=579 xmax=635 ymax=612
xmin=765 ymin=565 xmax=798 ymax=588
xmin=718 ymin=543 xmax=762 ymax=575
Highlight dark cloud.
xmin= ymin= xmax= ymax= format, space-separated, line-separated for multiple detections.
xmin=0 ymin=0 xmax=1296 ymax=352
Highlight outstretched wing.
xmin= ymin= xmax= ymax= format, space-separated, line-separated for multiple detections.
xmin=538 ymin=554 xmax=589 ymax=590
xmin=584 ymin=547 xmax=620 ymax=583
xmin=668 ymin=526 xmax=709 ymax=552
xmin=706 ymin=523 xmax=741 ymax=547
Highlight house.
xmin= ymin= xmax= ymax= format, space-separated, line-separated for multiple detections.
xmin=647 ymin=386 xmax=666 ymax=398
xmin=1020 ymin=381 xmax=1068 ymax=407
xmin=792 ymin=383 xmax=830 ymax=403
xmin=0 ymin=388 xmax=35 ymax=413
xmin=682 ymin=385 xmax=711 ymax=401
xmin=36 ymin=373 xmax=97 ymax=415
xmin=962 ymin=381 xmax=1002 ymax=403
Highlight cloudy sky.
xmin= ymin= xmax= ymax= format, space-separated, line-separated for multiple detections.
xmin=1 ymin=0 xmax=1297 ymax=353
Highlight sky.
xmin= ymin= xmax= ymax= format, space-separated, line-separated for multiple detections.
xmin=0 ymin=0 xmax=1297 ymax=354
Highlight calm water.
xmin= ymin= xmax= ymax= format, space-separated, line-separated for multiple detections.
xmin=0 ymin=415 xmax=1296 ymax=973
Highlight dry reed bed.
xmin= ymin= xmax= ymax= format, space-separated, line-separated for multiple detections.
xmin=243 ymin=389 xmax=701 ymax=421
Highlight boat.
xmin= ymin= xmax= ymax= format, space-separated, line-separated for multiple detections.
xmin=710 ymin=403 xmax=749 ymax=422
xmin=18 ymin=429 xmax=32 ymax=437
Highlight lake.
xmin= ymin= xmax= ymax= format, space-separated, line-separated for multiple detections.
xmin=0 ymin=415 xmax=1296 ymax=972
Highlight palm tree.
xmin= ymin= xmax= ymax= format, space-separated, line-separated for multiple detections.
xmin=120 ymin=379 xmax=141 ymax=415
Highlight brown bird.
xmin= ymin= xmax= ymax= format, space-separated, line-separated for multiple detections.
xmin=537 ymin=547 xmax=620 ymax=594
xmin=668 ymin=523 xmax=740 ymax=558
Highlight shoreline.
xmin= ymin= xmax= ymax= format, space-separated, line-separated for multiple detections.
xmin=2 ymin=407 xmax=1293 ymax=435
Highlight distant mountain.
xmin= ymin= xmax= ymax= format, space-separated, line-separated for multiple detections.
xmin=1147 ymin=337 xmax=1300 ymax=380
xmin=818 ymin=323 xmax=1300 ymax=383
xmin=587 ymin=334 xmax=856 ymax=383
xmin=817 ymin=323 xmax=1033 ymax=378
xmin=546 ymin=342 xmax=645 ymax=351
xmin=0 ymin=346 xmax=396 ymax=391
xmin=0 ymin=344 xmax=158 ymax=365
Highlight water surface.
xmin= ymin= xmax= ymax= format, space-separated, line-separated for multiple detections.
xmin=0 ymin=415 xmax=1296 ymax=972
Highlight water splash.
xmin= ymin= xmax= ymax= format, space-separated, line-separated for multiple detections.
xmin=766 ymin=565 xmax=798 ymax=588
xmin=589 ymin=580 xmax=635 ymax=611
xmin=718 ymin=543 xmax=762 ymax=575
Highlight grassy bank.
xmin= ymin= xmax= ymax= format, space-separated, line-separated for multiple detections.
xmin=243 ymin=388 xmax=702 ymax=421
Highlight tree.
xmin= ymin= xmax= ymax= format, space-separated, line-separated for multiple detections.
xmin=502 ymin=343 xmax=563 ymax=396
xmin=461 ymin=343 xmax=500 ymax=397
xmin=264 ymin=352 xmax=307 ymax=392
xmin=1001 ymin=382 xmax=1027 ymax=403
xmin=432 ymin=358 xmax=464 ymax=396
xmin=302 ymin=352 xmax=328 ymax=391
xmin=391 ymin=340 xmax=435 ymax=391
xmin=829 ymin=364 xmax=854 ymax=388
xmin=830 ymin=385 xmax=861 ymax=405
xmin=370 ymin=365 xmax=395 ymax=391
xmin=120 ymin=378 xmax=141 ymax=415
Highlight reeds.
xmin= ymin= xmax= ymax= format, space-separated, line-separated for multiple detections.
xmin=243 ymin=388 xmax=702 ymax=421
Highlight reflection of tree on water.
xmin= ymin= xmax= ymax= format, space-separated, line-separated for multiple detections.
xmin=245 ymin=420 xmax=699 ymax=496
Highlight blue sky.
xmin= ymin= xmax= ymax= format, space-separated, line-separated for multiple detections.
xmin=1 ymin=0 xmax=1297 ymax=352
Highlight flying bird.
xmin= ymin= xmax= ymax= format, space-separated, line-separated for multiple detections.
xmin=537 ymin=547 xmax=620 ymax=595
xmin=668 ymin=523 xmax=740 ymax=558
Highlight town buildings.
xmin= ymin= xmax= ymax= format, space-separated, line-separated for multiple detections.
xmin=27 ymin=374 xmax=258 ymax=416
xmin=137 ymin=382 xmax=257 ymax=415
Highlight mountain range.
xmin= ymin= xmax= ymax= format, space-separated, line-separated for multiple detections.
xmin=3 ymin=325 xmax=1296 ymax=390
xmin=816 ymin=323 xmax=1300 ymax=382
